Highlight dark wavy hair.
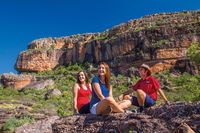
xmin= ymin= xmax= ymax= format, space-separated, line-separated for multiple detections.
xmin=76 ymin=71 xmax=89 ymax=84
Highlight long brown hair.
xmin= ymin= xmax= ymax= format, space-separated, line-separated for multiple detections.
xmin=76 ymin=71 xmax=89 ymax=84
xmin=99 ymin=62 xmax=111 ymax=91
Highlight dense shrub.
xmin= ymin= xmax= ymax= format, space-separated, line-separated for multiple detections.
xmin=2 ymin=117 xmax=35 ymax=132
xmin=187 ymin=42 xmax=200 ymax=64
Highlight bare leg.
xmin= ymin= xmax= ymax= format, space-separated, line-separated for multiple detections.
xmin=118 ymin=100 xmax=132 ymax=110
xmin=136 ymin=89 xmax=146 ymax=106
xmin=96 ymin=97 xmax=124 ymax=114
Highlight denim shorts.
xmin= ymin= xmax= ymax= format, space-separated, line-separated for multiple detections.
xmin=131 ymin=94 xmax=156 ymax=108
xmin=90 ymin=102 xmax=98 ymax=114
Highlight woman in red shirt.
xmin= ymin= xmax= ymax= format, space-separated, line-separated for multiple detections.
xmin=72 ymin=71 xmax=92 ymax=114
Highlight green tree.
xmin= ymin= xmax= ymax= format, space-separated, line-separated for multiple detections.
xmin=187 ymin=42 xmax=200 ymax=64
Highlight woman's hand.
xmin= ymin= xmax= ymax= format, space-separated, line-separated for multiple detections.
xmin=164 ymin=100 xmax=170 ymax=105
xmin=73 ymin=109 xmax=79 ymax=114
xmin=118 ymin=94 xmax=124 ymax=101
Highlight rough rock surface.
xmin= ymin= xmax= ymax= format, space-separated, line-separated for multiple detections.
xmin=15 ymin=102 xmax=200 ymax=133
xmin=21 ymin=79 xmax=54 ymax=90
xmin=15 ymin=116 xmax=59 ymax=133
xmin=0 ymin=73 xmax=33 ymax=89
xmin=45 ymin=89 xmax=62 ymax=100
xmin=0 ymin=101 xmax=56 ymax=131
xmin=15 ymin=10 xmax=200 ymax=74
xmin=173 ymin=59 xmax=200 ymax=74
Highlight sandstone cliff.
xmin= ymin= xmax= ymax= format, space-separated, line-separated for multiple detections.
xmin=15 ymin=10 xmax=200 ymax=74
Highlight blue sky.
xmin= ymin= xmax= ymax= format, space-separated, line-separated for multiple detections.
xmin=0 ymin=0 xmax=199 ymax=74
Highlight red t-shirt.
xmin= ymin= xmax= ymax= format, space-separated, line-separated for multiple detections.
xmin=77 ymin=84 xmax=92 ymax=110
xmin=132 ymin=76 xmax=160 ymax=100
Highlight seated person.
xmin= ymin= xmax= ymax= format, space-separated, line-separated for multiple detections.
xmin=90 ymin=62 xmax=124 ymax=115
xmin=72 ymin=71 xmax=92 ymax=114
xmin=118 ymin=64 xmax=169 ymax=112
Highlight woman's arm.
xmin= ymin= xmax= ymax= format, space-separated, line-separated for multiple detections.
xmin=92 ymin=83 xmax=105 ymax=100
xmin=108 ymin=85 xmax=113 ymax=98
xmin=158 ymin=89 xmax=168 ymax=103
xmin=88 ymin=83 xmax=92 ymax=91
xmin=72 ymin=83 xmax=79 ymax=113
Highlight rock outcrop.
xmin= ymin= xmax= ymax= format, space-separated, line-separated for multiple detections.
xmin=45 ymin=89 xmax=62 ymax=100
xmin=15 ymin=10 xmax=200 ymax=74
xmin=15 ymin=102 xmax=200 ymax=133
xmin=21 ymin=79 xmax=54 ymax=90
xmin=15 ymin=116 xmax=59 ymax=133
xmin=0 ymin=73 xmax=33 ymax=89
xmin=173 ymin=59 xmax=200 ymax=74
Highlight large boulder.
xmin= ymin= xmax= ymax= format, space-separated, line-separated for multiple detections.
xmin=45 ymin=89 xmax=62 ymax=100
xmin=1 ymin=73 xmax=33 ymax=89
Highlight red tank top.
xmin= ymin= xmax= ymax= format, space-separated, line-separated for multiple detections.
xmin=77 ymin=84 xmax=92 ymax=110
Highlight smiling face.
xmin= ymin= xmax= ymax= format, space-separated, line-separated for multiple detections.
xmin=78 ymin=72 xmax=86 ymax=83
xmin=138 ymin=67 xmax=148 ymax=78
xmin=98 ymin=64 xmax=106 ymax=76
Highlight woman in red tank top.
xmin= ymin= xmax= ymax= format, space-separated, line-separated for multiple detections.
xmin=72 ymin=71 xmax=92 ymax=114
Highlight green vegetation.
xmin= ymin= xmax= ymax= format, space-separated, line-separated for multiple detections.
xmin=187 ymin=42 xmax=200 ymax=65
xmin=20 ymin=44 xmax=57 ymax=54
xmin=93 ymin=31 xmax=109 ymax=41
xmin=72 ymin=35 xmax=82 ymax=38
xmin=2 ymin=117 xmax=35 ymax=132
xmin=150 ymin=40 xmax=170 ymax=48
xmin=157 ymin=71 xmax=200 ymax=103
xmin=20 ymin=48 xmax=45 ymax=54
xmin=50 ymin=44 xmax=56 ymax=50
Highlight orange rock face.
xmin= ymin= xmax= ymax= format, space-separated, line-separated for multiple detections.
xmin=15 ymin=10 xmax=200 ymax=74
xmin=156 ymin=48 xmax=187 ymax=59
xmin=150 ymin=60 xmax=177 ymax=74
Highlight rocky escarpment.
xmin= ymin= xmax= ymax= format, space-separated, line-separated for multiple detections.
xmin=15 ymin=102 xmax=200 ymax=133
xmin=15 ymin=10 xmax=200 ymax=74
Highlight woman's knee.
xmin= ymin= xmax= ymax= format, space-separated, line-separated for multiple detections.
xmin=105 ymin=97 xmax=115 ymax=104
xmin=119 ymin=100 xmax=132 ymax=109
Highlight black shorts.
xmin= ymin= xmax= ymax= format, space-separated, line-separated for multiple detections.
xmin=79 ymin=102 xmax=90 ymax=114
